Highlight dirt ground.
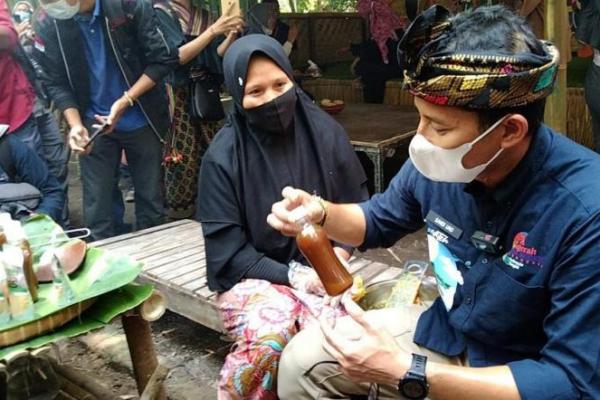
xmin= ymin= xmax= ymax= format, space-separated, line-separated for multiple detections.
xmin=55 ymin=152 xmax=428 ymax=399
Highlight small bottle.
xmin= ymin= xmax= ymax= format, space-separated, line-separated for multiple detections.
xmin=4 ymin=221 xmax=37 ymax=302
xmin=290 ymin=206 xmax=353 ymax=296
xmin=2 ymin=245 xmax=34 ymax=321
xmin=0 ymin=260 xmax=10 ymax=324
xmin=42 ymin=249 xmax=75 ymax=306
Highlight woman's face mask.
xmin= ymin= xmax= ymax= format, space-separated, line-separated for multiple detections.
xmin=42 ymin=0 xmax=80 ymax=20
xmin=245 ymin=86 xmax=297 ymax=135
xmin=409 ymin=115 xmax=508 ymax=183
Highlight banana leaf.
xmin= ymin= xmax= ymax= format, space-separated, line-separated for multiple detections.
xmin=0 ymin=216 xmax=143 ymax=332
xmin=0 ymin=283 xmax=153 ymax=359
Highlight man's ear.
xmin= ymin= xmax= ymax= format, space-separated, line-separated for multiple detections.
xmin=500 ymin=114 xmax=529 ymax=149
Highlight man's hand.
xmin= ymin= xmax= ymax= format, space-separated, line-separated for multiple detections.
xmin=68 ymin=125 xmax=91 ymax=154
xmin=287 ymin=23 xmax=300 ymax=44
xmin=321 ymin=296 xmax=409 ymax=386
xmin=267 ymin=186 xmax=325 ymax=236
xmin=97 ymin=96 xmax=129 ymax=132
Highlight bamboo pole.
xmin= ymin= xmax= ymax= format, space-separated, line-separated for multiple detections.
xmin=544 ymin=0 xmax=569 ymax=133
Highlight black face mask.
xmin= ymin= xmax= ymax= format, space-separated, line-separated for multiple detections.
xmin=245 ymin=87 xmax=297 ymax=135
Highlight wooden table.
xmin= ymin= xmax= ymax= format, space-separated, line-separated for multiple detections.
xmin=333 ymin=104 xmax=420 ymax=192
xmin=93 ymin=220 xmax=404 ymax=333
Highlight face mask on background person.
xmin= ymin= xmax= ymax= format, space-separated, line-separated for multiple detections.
xmin=245 ymin=86 xmax=297 ymax=135
xmin=13 ymin=10 xmax=32 ymax=23
xmin=409 ymin=115 xmax=509 ymax=183
xmin=42 ymin=0 xmax=80 ymax=20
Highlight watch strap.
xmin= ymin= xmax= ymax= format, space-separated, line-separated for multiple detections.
xmin=410 ymin=353 xmax=427 ymax=378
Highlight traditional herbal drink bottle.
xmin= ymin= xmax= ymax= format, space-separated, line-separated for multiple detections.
xmin=4 ymin=220 xmax=37 ymax=302
xmin=290 ymin=206 xmax=353 ymax=296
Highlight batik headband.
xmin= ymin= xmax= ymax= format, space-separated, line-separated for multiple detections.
xmin=397 ymin=5 xmax=559 ymax=109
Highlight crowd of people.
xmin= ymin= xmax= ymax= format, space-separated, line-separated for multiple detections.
xmin=3 ymin=0 xmax=600 ymax=399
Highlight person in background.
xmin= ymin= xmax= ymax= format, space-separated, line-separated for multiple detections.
xmin=344 ymin=0 xmax=406 ymax=103
xmin=0 ymin=125 xmax=64 ymax=222
xmin=12 ymin=0 xmax=71 ymax=227
xmin=196 ymin=35 xmax=368 ymax=398
xmin=247 ymin=1 xmax=299 ymax=57
xmin=575 ymin=0 xmax=600 ymax=153
xmin=154 ymin=0 xmax=243 ymax=219
xmin=33 ymin=0 xmax=180 ymax=240
xmin=0 ymin=0 xmax=43 ymax=154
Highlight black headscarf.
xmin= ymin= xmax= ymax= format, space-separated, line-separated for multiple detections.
xmin=197 ymin=35 xmax=368 ymax=292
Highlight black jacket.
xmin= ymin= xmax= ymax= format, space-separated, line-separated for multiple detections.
xmin=32 ymin=0 xmax=180 ymax=139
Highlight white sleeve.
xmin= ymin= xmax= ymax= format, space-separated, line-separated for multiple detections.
xmin=282 ymin=41 xmax=293 ymax=57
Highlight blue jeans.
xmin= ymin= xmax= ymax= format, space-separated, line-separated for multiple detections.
xmin=80 ymin=121 xmax=165 ymax=240
xmin=36 ymin=110 xmax=70 ymax=227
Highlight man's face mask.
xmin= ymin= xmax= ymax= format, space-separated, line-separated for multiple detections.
xmin=42 ymin=0 xmax=80 ymax=20
xmin=245 ymin=86 xmax=297 ymax=135
xmin=409 ymin=115 xmax=508 ymax=183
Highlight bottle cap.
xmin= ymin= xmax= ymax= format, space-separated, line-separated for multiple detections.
xmin=288 ymin=205 xmax=310 ymax=225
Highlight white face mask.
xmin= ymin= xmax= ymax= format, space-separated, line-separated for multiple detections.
xmin=42 ymin=0 xmax=80 ymax=20
xmin=409 ymin=116 xmax=508 ymax=183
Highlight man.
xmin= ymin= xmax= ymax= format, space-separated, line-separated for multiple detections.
xmin=268 ymin=6 xmax=600 ymax=399
xmin=32 ymin=0 xmax=180 ymax=239
xmin=0 ymin=0 xmax=43 ymax=153
xmin=0 ymin=125 xmax=64 ymax=221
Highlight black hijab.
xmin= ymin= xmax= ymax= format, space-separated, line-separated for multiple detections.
xmin=197 ymin=35 xmax=368 ymax=292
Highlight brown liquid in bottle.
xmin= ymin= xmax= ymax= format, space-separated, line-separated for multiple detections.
xmin=293 ymin=208 xmax=353 ymax=296
xmin=20 ymin=240 xmax=38 ymax=302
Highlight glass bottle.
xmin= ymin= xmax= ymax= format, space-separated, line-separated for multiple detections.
xmin=0 ymin=261 xmax=10 ymax=324
xmin=290 ymin=206 xmax=353 ymax=296
xmin=2 ymin=244 xmax=34 ymax=321
xmin=4 ymin=221 xmax=37 ymax=302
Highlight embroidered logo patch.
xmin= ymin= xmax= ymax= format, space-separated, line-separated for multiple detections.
xmin=502 ymin=232 xmax=544 ymax=269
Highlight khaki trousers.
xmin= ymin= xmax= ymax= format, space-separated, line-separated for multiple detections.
xmin=277 ymin=305 xmax=464 ymax=399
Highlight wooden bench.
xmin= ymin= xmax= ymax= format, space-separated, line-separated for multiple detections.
xmin=92 ymin=219 xmax=402 ymax=333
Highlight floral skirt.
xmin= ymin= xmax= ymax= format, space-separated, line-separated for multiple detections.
xmin=163 ymin=85 xmax=222 ymax=219
xmin=216 ymin=279 xmax=346 ymax=399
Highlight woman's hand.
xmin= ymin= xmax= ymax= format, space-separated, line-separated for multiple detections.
xmin=287 ymin=23 xmax=300 ymax=43
xmin=210 ymin=13 xmax=245 ymax=37
xmin=267 ymin=186 xmax=325 ymax=237
xmin=288 ymin=260 xmax=326 ymax=296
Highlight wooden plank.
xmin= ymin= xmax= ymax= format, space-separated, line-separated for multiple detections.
xmin=96 ymin=222 xmax=202 ymax=253
xmin=136 ymin=274 xmax=224 ymax=332
xmin=348 ymin=257 xmax=373 ymax=275
xmin=91 ymin=219 xmax=194 ymax=248
xmin=143 ymin=251 xmax=205 ymax=275
xmin=169 ymin=269 xmax=205 ymax=287
xmin=183 ymin=275 xmax=208 ymax=293
xmin=360 ymin=261 xmax=392 ymax=284
xmin=132 ymin=240 xmax=203 ymax=264
xmin=154 ymin=260 xmax=205 ymax=282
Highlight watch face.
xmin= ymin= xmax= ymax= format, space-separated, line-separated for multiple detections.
xmin=401 ymin=379 xmax=426 ymax=399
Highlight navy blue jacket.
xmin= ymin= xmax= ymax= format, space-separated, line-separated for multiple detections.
xmin=360 ymin=125 xmax=600 ymax=399
xmin=0 ymin=135 xmax=63 ymax=221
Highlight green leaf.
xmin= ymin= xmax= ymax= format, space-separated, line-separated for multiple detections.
xmin=0 ymin=283 xmax=154 ymax=360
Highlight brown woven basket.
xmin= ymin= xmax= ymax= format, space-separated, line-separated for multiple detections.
xmin=0 ymin=298 xmax=96 ymax=348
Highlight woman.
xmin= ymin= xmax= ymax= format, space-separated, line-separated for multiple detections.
xmin=246 ymin=2 xmax=299 ymax=57
xmin=197 ymin=35 xmax=368 ymax=399
xmin=154 ymin=0 xmax=242 ymax=219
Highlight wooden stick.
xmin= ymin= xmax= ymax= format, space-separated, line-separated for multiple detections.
xmin=140 ymin=363 xmax=170 ymax=400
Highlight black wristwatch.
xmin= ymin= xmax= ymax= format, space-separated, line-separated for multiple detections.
xmin=398 ymin=353 xmax=429 ymax=400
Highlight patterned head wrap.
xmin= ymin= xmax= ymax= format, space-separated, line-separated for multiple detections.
xmin=397 ymin=5 xmax=559 ymax=109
